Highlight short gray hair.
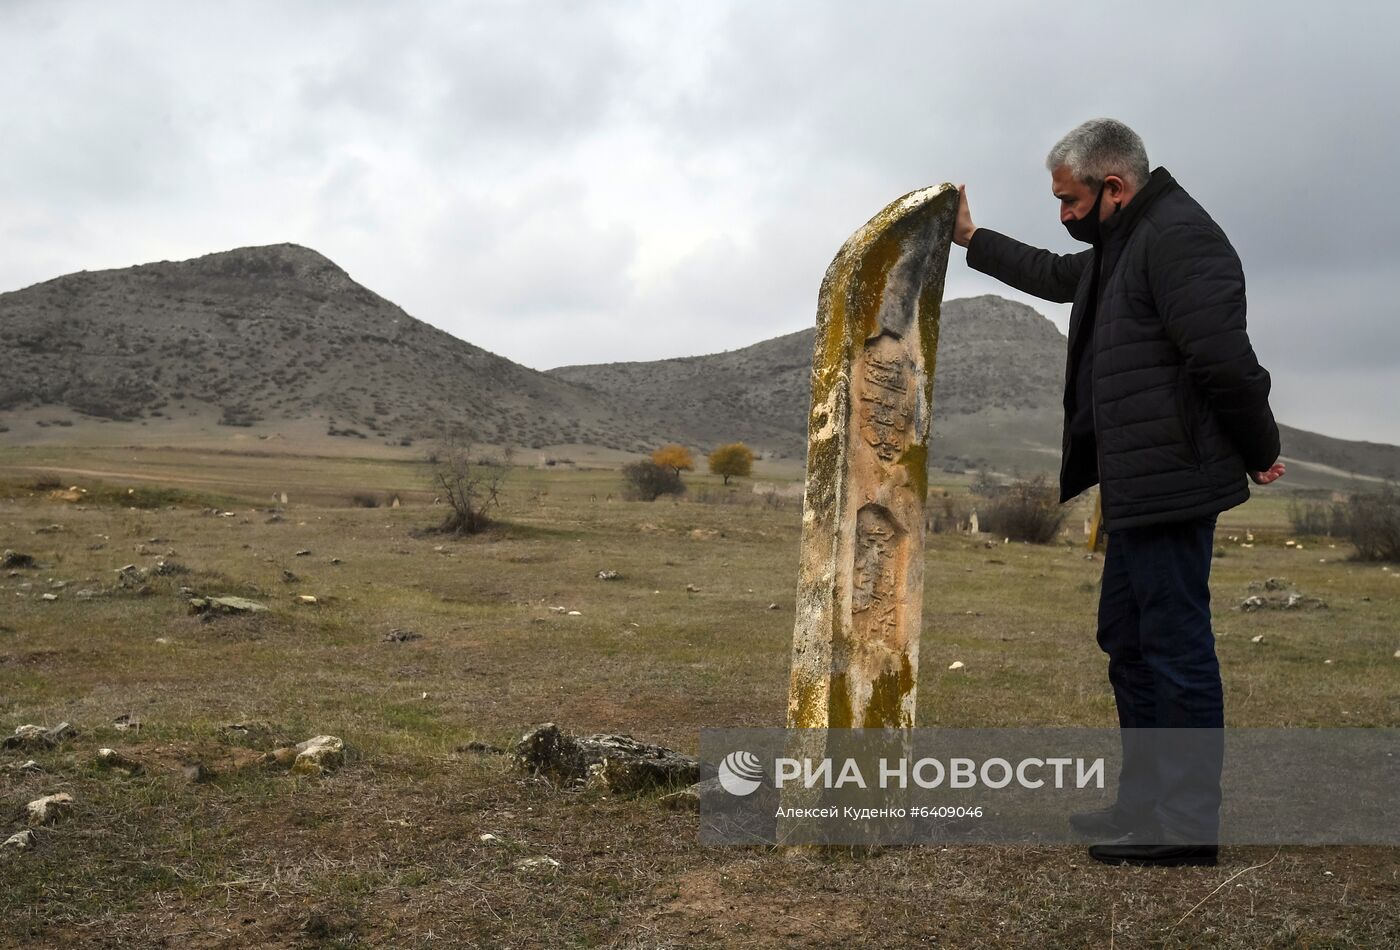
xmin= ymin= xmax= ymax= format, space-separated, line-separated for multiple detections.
xmin=1046 ymin=118 xmax=1150 ymax=189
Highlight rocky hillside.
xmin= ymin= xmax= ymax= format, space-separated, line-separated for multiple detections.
xmin=0 ymin=244 xmax=659 ymax=451
xmin=550 ymin=295 xmax=1068 ymax=467
xmin=2 ymin=246 xmax=1396 ymax=484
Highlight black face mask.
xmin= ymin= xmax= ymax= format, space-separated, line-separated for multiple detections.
xmin=1063 ymin=184 xmax=1106 ymax=245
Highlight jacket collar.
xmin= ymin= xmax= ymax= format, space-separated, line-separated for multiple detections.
xmin=1100 ymin=166 xmax=1175 ymax=243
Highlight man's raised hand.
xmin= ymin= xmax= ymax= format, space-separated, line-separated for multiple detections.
xmin=953 ymin=184 xmax=977 ymax=248
xmin=1250 ymin=462 xmax=1286 ymax=486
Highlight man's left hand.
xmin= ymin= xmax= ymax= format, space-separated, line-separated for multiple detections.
xmin=1250 ymin=463 xmax=1286 ymax=485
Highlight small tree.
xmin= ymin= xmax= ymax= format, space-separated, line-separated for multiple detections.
xmin=651 ymin=443 xmax=694 ymax=477
xmin=428 ymin=430 xmax=511 ymax=534
xmin=969 ymin=469 xmax=1002 ymax=498
xmin=708 ymin=442 xmax=755 ymax=485
xmin=622 ymin=460 xmax=685 ymax=501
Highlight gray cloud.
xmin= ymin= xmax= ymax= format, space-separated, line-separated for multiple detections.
xmin=1 ymin=0 xmax=1397 ymax=441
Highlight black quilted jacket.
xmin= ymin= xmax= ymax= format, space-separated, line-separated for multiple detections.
xmin=966 ymin=167 xmax=1280 ymax=530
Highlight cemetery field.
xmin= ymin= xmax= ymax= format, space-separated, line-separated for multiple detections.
xmin=0 ymin=448 xmax=1396 ymax=949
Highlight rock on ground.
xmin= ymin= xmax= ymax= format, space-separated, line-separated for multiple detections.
xmin=27 ymin=793 xmax=74 ymax=825
xmin=2 ymin=830 xmax=36 ymax=853
xmin=260 ymin=735 xmax=346 ymax=774
xmin=188 ymin=596 xmax=269 ymax=615
xmin=3 ymin=722 xmax=74 ymax=751
xmin=512 ymin=723 xmax=699 ymax=793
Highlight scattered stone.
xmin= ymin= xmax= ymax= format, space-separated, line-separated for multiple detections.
xmin=383 ymin=629 xmax=423 ymax=643
xmin=35 ymin=521 xmax=67 ymax=531
xmin=291 ymin=735 xmax=345 ymax=775
xmin=768 ymin=603 xmax=780 ymax=610
xmin=269 ymin=735 xmax=346 ymax=775
xmin=1393 ymin=649 xmax=1400 ymax=660
xmin=27 ymin=793 xmax=74 ymax=825
xmin=112 ymin=714 xmax=141 ymax=732
xmin=96 ymin=748 xmax=144 ymax=776
xmin=3 ymin=722 xmax=74 ymax=751
xmin=115 ymin=564 xmax=149 ymax=588
xmin=596 ymin=570 xmax=620 ymax=581
xmin=689 ymin=528 xmax=720 ymax=541
xmin=948 ymin=661 xmax=966 ymax=671
xmin=1 ymin=551 xmax=36 ymax=569
xmin=512 ymin=723 xmax=699 ymax=793
xmin=549 ymin=606 xmax=568 ymax=614
xmin=189 ymin=596 xmax=269 ymax=615
xmin=40 ymin=593 xmax=58 ymax=601
xmin=267 ymin=513 xmax=285 ymax=524
xmin=295 ymin=549 xmax=312 ymax=557
xmin=330 ymin=558 xmax=342 ymax=565
xmin=514 ymin=856 xmax=561 ymax=872
xmin=281 ymin=569 xmax=300 ymax=583
xmin=296 ymin=595 xmax=318 ymax=605
xmin=182 ymin=762 xmax=211 ymax=783
xmin=1251 ymin=634 xmax=1266 ymax=644
xmin=566 ymin=610 xmax=582 ymax=617
xmin=1241 ymin=589 xmax=1327 ymax=612
xmin=2 ymin=830 xmax=35 ymax=853
xmin=152 ymin=560 xmax=188 ymax=576
xmin=3 ymin=760 xmax=43 ymax=776
xmin=685 ymin=584 xmax=701 ymax=593
xmin=74 ymin=588 xmax=100 ymax=599
xmin=479 ymin=833 xmax=500 ymax=843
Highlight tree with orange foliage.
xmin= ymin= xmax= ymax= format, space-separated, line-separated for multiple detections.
xmin=651 ymin=443 xmax=695 ymax=477
xmin=707 ymin=442 xmax=754 ymax=485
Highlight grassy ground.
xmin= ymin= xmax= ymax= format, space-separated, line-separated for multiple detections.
xmin=0 ymin=448 xmax=1396 ymax=948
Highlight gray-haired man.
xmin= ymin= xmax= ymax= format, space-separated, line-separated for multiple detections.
xmin=953 ymin=118 xmax=1284 ymax=866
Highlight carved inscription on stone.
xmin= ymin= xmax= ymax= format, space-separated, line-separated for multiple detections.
xmin=852 ymin=504 xmax=905 ymax=650
xmin=858 ymin=344 xmax=913 ymax=462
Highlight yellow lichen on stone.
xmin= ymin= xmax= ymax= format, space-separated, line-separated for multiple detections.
xmin=789 ymin=183 xmax=955 ymax=733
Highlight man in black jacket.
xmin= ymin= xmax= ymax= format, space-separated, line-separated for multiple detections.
xmin=953 ymin=118 xmax=1284 ymax=866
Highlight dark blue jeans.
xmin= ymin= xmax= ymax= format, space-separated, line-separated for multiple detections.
xmin=1097 ymin=515 xmax=1223 ymax=841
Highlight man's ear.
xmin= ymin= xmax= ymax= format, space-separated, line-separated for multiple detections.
xmin=1103 ymin=175 xmax=1125 ymax=201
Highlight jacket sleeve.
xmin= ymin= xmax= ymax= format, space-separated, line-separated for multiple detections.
xmin=965 ymin=228 xmax=1091 ymax=303
xmin=1149 ymin=222 xmax=1281 ymax=471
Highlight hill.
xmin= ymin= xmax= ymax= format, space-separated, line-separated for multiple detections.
xmin=2 ymin=246 xmax=1397 ymax=487
xmin=0 ymin=244 xmax=658 ymax=452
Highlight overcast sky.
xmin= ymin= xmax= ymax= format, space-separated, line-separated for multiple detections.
xmin=3 ymin=1 xmax=1397 ymax=442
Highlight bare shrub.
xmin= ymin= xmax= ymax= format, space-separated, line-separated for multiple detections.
xmin=1346 ymin=482 xmax=1400 ymax=561
xmin=428 ymin=432 xmax=510 ymax=534
xmin=350 ymin=493 xmax=381 ymax=509
xmin=622 ymin=460 xmax=684 ymax=501
xmin=1287 ymin=496 xmax=1348 ymax=536
xmin=980 ymin=474 xmax=1067 ymax=544
xmin=969 ymin=469 xmax=1003 ymax=499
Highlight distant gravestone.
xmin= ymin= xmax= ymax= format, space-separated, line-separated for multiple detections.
xmin=969 ymin=510 xmax=980 ymax=535
xmin=391 ymin=496 xmax=401 ymax=508
xmin=787 ymin=184 xmax=956 ymax=730
xmin=279 ymin=492 xmax=289 ymax=505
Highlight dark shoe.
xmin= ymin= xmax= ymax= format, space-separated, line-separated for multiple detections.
xmin=1088 ymin=830 xmax=1218 ymax=867
xmin=1068 ymin=805 xmax=1141 ymax=839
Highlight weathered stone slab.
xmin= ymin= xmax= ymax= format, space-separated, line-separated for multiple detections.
xmin=512 ymin=722 xmax=699 ymax=793
xmin=788 ymin=184 xmax=956 ymax=729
